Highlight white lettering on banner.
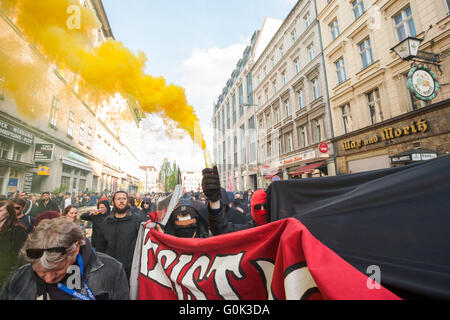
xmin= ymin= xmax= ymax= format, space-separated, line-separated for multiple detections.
xmin=284 ymin=262 xmax=318 ymax=299
xmin=253 ymin=260 xmax=275 ymax=300
xmin=206 ymin=253 xmax=245 ymax=300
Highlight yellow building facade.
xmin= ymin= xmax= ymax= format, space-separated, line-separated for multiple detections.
xmin=317 ymin=0 xmax=450 ymax=173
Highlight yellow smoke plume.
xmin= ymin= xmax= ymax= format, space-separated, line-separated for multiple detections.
xmin=0 ymin=0 xmax=206 ymax=150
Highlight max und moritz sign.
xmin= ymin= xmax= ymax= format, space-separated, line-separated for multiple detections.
xmin=342 ymin=119 xmax=429 ymax=151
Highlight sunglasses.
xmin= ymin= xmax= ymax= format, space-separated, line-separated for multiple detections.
xmin=26 ymin=247 xmax=68 ymax=259
xmin=14 ymin=206 xmax=22 ymax=210
xmin=254 ymin=203 xmax=266 ymax=210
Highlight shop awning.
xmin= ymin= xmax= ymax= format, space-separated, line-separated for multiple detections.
xmin=391 ymin=149 xmax=437 ymax=164
xmin=264 ymin=171 xmax=281 ymax=180
xmin=290 ymin=161 xmax=325 ymax=177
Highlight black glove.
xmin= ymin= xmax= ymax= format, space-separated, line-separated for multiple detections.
xmin=202 ymin=166 xmax=221 ymax=202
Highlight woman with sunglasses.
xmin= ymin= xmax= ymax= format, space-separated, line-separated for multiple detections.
xmin=0 ymin=200 xmax=28 ymax=289
xmin=0 ymin=217 xmax=129 ymax=300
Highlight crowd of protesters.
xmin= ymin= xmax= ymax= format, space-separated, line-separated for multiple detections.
xmin=0 ymin=167 xmax=268 ymax=300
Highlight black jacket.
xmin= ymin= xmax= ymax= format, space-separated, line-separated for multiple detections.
xmin=0 ymin=226 xmax=28 ymax=289
xmin=0 ymin=240 xmax=129 ymax=300
xmin=95 ymin=210 xmax=146 ymax=279
xmin=80 ymin=200 xmax=111 ymax=249
xmin=36 ymin=199 xmax=59 ymax=214
xmin=207 ymin=201 xmax=256 ymax=236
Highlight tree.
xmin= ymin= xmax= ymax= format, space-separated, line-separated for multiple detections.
xmin=158 ymin=158 xmax=179 ymax=193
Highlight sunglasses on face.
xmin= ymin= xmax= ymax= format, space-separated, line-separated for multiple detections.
xmin=26 ymin=247 xmax=68 ymax=259
xmin=14 ymin=206 xmax=22 ymax=210
xmin=254 ymin=203 xmax=266 ymax=210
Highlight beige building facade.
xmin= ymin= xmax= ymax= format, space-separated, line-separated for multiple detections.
xmin=317 ymin=0 xmax=450 ymax=173
xmin=0 ymin=0 xmax=143 ymax=196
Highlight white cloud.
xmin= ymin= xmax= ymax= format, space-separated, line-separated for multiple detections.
xmin=137 ymin=41 xmax=249 ymax=172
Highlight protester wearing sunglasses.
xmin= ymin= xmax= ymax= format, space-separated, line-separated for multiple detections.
xmin=0 ymin=217 xmax=129 ymax=300
xmin=0 ymin=200 xmax=28 ymax=289
xmin=12 ymin=197 xmax=35 ymax=233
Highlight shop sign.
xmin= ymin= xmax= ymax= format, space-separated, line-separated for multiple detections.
xmin=282 ymin=150 xmax=316 ymax=165
xmin=391 ymin=155 xmax=411 ymax=163
xmin=37 ymin=166 xmax=51 ymax=176
xmin=23 ymin=173 xmax=33 ymax=193
xmin=7 ymin=178 xmax=18 ymax=194
xmin=0 ymin=119 xmax=34 ymax=146
xmin=343 ymin=119 xmax=429 ymax=152
xmin=407 ymin=65 xmax=439 ymax=101
xmin=33 ymin=143 xmax=54 ymax=162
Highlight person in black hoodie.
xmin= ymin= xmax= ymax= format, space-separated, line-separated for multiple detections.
xmin=0 ymin=217 xmax=129 ymax=300
xmin=80 ymin=200 xmax=111 ymax=250
xmin=139 ymin=197 xmax=152 ymax=220
xmin=95 ymin=191 xmax=146 ymax=280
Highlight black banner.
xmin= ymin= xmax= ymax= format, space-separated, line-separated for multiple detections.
xmin=267 ymin=155 xmax=450 ymax=299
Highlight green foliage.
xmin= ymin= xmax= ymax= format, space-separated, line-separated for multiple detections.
xmin=158 ymin=158 xmax=179 ymax=193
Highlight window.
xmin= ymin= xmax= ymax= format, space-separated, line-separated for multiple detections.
xmin=336 ymin=58 xmax=347 ymax=84
xmin=239 ymin=85 xmax=244 ymax=117
xmin=312 ymin=78 xmax=320 ymax=100
xmin=12 ymin=143 xmax=25 ymax=162
xmin=61 ymin=176 xmax=71 ymax=189
xmin=267 ymin=141 xmax=272 ymax=157
xmin=341 ymin=104 xmax=352 ymax=134
xmin=87 ymin=127 xmax=93 ymax=149
xmin=274 ymin=107 xmax=280 ymax=124
xmin=227 ymin=137 xmax=231 ymax=170
xmin=222 ymin=109 xmax=225 ymax=132
xmin=49 ymin=96 xmax=59 ymax=128
xmin=249 ymin=117 xmax=256 ymax=162
xmin=297 ymin=90 xmax=305 ymax=110
xmin=314 ymin=118 xmax=323 ymax=143
xmin=298 ymin=125 xmax=308 ymax=148
xmin=280 ymin=46 xmax=284 ymax=57
xmin=285 ymin=132 xmax=293 ymax=153
xmin=72 ymin=177 xmax=78 ymax=190
xmin=367 ymin=88 xmax=382 ymax=124
xmin=271 ymin=56 xmax=275 ymax=67
xmin=226 ymin=103 xmax=230 ymax=129
xmin=291 ymin=29 xmax=297 ymax=44
xmin=294 ymin=58 xmax=301 ymax=74
xmin=240 ymin=125 xmax=246 ymax=164
xmin=246 ymin=72 xmax=253 ymax=106
xmin=394 ymin=6 xmax=416 ymax=41
xmin=266 ymin=112 xmax=271 ymax=129
xmin=234 ymin=135 xmax=238 ymax=166
xmin=79 ymin=121 xmax=85 ymax=144
xmin=282 ymin=71 xmax=287 ymax=85
xmin=67 ymin=111 xmax=74 ymax=137
xmin=330 ymin=19 xmax=340 ymax=40
xmin=284 ymin=99 xmax=290 ymax=117
xmin=232 ymin=96 xmax=236 ymax=124
xmin=0 ymin=141 xmax=10 ymax=159
xmin=304 ymin=12 xmax=311 ymax=29
xmin=272 ymin=80 xmax=277 ymax=94
xmin=360 ymin=37 xmax=374 ymax=68
xmin=307 ymin=43 xmax=315 ymax=62
xmin=352 ymin=0 xmax=365 ymax=20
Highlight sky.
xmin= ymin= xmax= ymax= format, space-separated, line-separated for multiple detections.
xmin=102 ymin=0 xmax=297 ymax=171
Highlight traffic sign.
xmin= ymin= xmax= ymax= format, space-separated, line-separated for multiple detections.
xmin=272 ymin=175 xmax=280 ymax=182
xmin=319 ymin=142 xmax=328 ymax=153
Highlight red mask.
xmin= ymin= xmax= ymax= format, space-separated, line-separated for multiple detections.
xmin=251 ymin=190 xmax=268 ymax=226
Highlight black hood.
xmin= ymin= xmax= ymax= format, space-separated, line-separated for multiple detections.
xmin=97 ymin=200 xmax=111 ymax=216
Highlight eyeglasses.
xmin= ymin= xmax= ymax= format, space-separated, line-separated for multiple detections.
xmin=26 ymin=247 xmax=68 ymax=259
xmin=254 ymin=203 xmax=266 ymax=210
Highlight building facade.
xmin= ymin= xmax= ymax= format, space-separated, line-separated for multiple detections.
xmin=0 ymin=0 xmax=143 ymax=196
xmin=317 ymin=0 xmax=450 ymax=173
xmin=252 ymin=0 xmax=337 ymax=189
xmin=181 ymin=171 xmax=202 ymax=193
xmin=140 ymin=165 xmax=159 ymax=193
xmin=212 ymin=18 xmax=283 ymax=192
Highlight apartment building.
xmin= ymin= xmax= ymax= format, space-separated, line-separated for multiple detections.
xmin=0 ymin=0 xmax=143 ymax=196
xmin=212 ymin=17 xmax=283 ymax=191
xmin=252 ymin=0 xmax=336 ymax=188
xmin=317 ymin=0 xmax=450 ymax=173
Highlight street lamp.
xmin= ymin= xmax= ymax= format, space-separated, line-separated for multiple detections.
xmin=390 ymin=35 xmax=441 ymax=73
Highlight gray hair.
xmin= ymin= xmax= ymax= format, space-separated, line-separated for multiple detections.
xmin=20 ymin=217 xmax=85 ymax=270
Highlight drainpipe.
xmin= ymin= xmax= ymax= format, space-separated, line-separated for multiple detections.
xmin=313 ymin=0 xmax=338 ymax=175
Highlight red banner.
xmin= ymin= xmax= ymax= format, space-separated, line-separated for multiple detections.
xmin=137 ymin=218 xmax=400 ymax=300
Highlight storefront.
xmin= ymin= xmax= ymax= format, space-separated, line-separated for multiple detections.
xmin=334 ymin=99 xmax=450 ymax=175
xmin=0 ymin=118 xmax=36 ymax=196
